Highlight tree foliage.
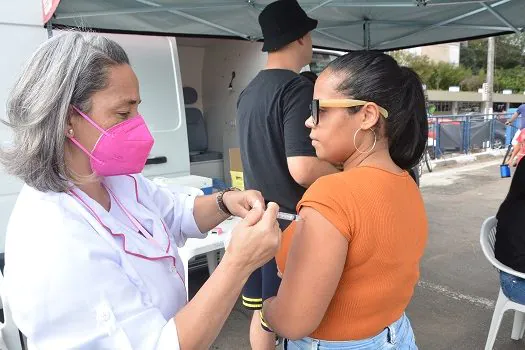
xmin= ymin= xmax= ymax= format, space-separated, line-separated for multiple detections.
xmin=460 ymin=33 xmax=525 ymax=72
xmin=390 ymin=34 xmax=525 ymax=93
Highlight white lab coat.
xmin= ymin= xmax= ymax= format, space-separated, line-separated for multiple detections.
xmin=3 ymin=174 xmax=206 ymax=349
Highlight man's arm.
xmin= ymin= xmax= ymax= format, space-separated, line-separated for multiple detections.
xmin=506 ymin=111 xmax=520 ymax=125
xmin=282 ymin=78 xmax=339 ymax=188
xmin=287 ymin=156 xmax=339 ymax=188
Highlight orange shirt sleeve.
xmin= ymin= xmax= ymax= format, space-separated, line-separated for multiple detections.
xmin=297 ymin=175 xmax=353 ymax=241
xmin=275 ymin=175 xmax=354 ymax=274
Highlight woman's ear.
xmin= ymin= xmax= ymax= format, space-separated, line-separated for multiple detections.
xmin=360 ymin=103 xmax=381 ymax=130
xmin=65 ymin=106 xmax=76 ymax=137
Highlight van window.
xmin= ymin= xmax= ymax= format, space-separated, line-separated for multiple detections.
xmin=309 ymin=52 xmax=339 ymax=74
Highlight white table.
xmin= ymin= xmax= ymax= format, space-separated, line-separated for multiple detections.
xmin=178 ymin=216 xmax=241 ymax=298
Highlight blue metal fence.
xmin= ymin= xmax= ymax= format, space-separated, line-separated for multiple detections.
xmin=428 ymin=112 xmax=520 ymax=159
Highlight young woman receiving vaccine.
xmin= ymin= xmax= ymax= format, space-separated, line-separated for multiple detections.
xmin=262 ymin=51 xmax=429 ymax=349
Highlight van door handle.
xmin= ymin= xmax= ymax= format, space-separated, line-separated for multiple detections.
xmin=146 ymin=156 xmax=167 ymax=165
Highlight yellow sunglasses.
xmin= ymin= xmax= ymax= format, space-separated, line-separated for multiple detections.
xmin=310 ymin=99 xmax=389 ymax=125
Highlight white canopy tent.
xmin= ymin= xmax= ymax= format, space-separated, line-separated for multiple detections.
xmin=45 ymin=0 xmax=524 ymax=51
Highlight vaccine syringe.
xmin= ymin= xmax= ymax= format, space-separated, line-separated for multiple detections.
xmin=276 ymin=212 xmax=302 ymax=222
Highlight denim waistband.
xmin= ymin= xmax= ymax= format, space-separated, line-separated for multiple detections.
xmin=286 ymin=313 xmax=414 ymax=349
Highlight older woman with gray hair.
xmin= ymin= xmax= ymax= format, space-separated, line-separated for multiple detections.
xmin=0 ymin=31 xmax=281 ymax=349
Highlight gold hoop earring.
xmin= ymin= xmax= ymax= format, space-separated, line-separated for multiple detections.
xmin=353 ymin=128 xmax=377 ymax=154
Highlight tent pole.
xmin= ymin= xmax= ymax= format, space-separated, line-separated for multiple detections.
xmin=363 ymin=20 xmax=370 ymax=50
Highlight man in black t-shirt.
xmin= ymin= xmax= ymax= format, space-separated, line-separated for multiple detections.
xmin=236 ymin=1 xmax=339 ymax=348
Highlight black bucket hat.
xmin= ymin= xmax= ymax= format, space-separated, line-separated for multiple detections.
xmin=258 ymin=0 xmax=318 ymax=52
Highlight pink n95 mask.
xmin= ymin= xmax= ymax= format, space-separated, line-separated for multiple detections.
xmin=69 ymin=106 xmax=154 ymax=177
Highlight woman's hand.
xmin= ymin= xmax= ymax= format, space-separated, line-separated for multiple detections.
xmin=174 ymin=202 xmax=281 ymax=350
xmin=192 ymin=189 xmax=265 ymax=234
xmin=226 ymin=202 xmax=281 ymax=272
xmin=222 ymin=189 xmax=266 ymax=218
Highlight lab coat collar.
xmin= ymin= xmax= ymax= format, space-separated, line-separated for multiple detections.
xmin=67 ymin=175 xmax=178 ymax=266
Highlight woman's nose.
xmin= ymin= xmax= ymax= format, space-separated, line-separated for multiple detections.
xmin=305 ymin=116 xmax=314 ymax=129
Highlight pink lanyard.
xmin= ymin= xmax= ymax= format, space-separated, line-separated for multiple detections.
xmin=69 ymin=187 xmax=167 ymax=252
xmin=67 ymin=186 xmax=186 ymax=288
xmin=103 ymin=185 xmax=162 ymax=249
xmin=69 ymin=186 xmax=185 ymax=292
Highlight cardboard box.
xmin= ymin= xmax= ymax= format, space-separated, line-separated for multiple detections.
xmin=229 ymin=148 xmax=245 ymax=190
xmin=229 ymin=148 xmax=243 ymax=172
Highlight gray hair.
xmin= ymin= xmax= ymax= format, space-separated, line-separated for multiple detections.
xmin=0 ymin=31 xmax=129 ymax=192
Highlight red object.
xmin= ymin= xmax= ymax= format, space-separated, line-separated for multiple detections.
xmin=42 ymin=0 xmax=61 ymax=24
xmin=428 ymin=117 xmax=461 ymax=140
xmin=516 ymin=130 xmax=525 ymax=165
xmin=211 ymin=227 xmax=223 ymax=235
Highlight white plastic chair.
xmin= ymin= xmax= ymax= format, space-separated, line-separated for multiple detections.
xmin=0 ymin=270 xmax=23 ymax=350
xmin=480 ymin=216 xmax=525 ymax=350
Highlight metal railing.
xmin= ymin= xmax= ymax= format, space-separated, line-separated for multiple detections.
xmin=427 ymin=112 xmax=518 ymax=159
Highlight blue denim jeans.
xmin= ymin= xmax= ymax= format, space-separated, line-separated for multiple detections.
xmin=500 ymin=271 xmax=525 ymax=304
xmin=285 ymin=313 xmax=417 ymax=350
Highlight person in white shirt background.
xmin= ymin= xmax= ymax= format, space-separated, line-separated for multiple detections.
xmin=0 ymin=32 xmax=281 ymax=349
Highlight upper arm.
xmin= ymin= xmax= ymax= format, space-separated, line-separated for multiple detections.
xmin=287 ymin=156 xmax=339 ymax=188
xmin=281 ymin=79 xmax=339 ymax=187
xmin=519 ymin=105 xmax=525 ymax=117
xmin=268 ymin=207 xmax=348 ymax=339
xmin=287 ymin=156 xmax=316 ymax=187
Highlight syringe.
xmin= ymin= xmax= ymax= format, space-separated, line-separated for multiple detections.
xmin=276 ymin=212 xmax=302 ymax=222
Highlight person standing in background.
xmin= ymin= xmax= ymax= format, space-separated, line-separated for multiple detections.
xmin=505 ymin=103 xmax=525 ymax=166
xmin=505 ymin=103 xmax=525 ymax=127
xmin=299 ymin=70 xmax=318 ymax=84
xmin=263 ymin=50 xmax=429 ymax=350
xmin=236 ymin=0 xmax=340 ymax=348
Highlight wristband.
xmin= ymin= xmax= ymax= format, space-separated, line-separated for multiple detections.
xmin=216 ymin=187 xmax=238 ymax=216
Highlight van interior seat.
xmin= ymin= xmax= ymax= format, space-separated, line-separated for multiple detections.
xmin=183 ymin=87 xmax=223 ymax=163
